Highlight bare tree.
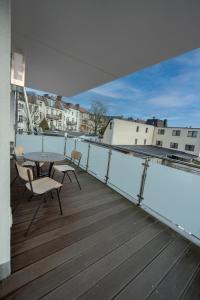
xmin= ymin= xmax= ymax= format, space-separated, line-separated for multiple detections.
xmin=89 ymin=100 xmax=107 ymax=135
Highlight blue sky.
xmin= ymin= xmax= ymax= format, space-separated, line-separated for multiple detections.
xmin=28 ymin=48 xmax=200 ymax=127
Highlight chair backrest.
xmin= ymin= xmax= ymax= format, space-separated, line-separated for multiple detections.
xmin=71 ymin=150 xmax=82 ymax=167
xmin=15 ymin=162 xmax=34 ymax=182
xmin=71 ymin=150 xmax=81 ymax=161
xmin=15 ymin=145 xmax=24 ymax=157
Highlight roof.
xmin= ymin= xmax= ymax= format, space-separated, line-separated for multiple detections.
xmin=12 ymin=1 xmax=200 ymax=96
xmin=117 ymin=145 xmax=197 ymax=160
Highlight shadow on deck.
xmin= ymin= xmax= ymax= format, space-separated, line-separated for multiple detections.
xmin=1 ymin=162 xmax=200 ymax=299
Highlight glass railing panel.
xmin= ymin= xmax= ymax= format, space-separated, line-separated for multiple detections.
xmin=43 ymin=136 xmax=65 ymax=154
xmin=142 ymin=161 xmax=200 ymax=240
xmin=65 ymin=138 xmax=76 ymax=158
xmin=16 ymin=134 xmax=42 ymax=152
xmin=76 ymin=140 xmax=89 ymax=169
xmin=107 ymin=151 xmax=144 ymax=203
xmin=88 ymin=145 xmax=109 ymax=182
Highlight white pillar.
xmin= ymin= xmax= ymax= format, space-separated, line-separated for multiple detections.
xmin=0 ymin=0 xmax=11 ymax=280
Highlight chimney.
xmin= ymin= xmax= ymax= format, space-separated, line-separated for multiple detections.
xmin=56 ymin=95 xmax=62 ymax=101
xmin=163 ymin=119 xmax=168 ymax=127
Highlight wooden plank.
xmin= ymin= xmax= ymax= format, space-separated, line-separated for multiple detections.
xmin=12 ymin=194 xmax=127 ymax=246
xmin=12 ymin=182 xmax=110 ymax=225
xmin=181 ymin=266 xmax=200 ymax=300
xmin=11 ymin=191 xmax=122 ymax=234
xmin=11 ymin=200 xmax=135 ymax=256
xmin=146 ymin=245 xmax=200 ymax=300
xmin=2 ymin=216 xmax=160 ymax=299
xmin=11 ymin=205 xmax=134 ymax=272
xmin=40 ymin=229 xmax=173 ymax=300
xmin=12 ymin=185 xmax=116 ymax=217
xmin=112 ymin=237 xmax=189 ymax=300
xmin=0 ymin=208 xmax=152 ymax=298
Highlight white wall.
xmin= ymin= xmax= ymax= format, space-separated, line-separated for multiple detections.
xmin=103 ymin=121 xmax=114 ymax=144
xmin=103 ymin=119 xmax=154 ymax=146
xmin=0 ymin=0 xmax=11 ymax=280
xmin=153 ymin=127 xmax=200 ymax=156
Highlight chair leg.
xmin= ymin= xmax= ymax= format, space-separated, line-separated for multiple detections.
xmin=52 ymin=169 xmax=55 ymax=179
xmin=73 ymin=171 xmax=81 ymax=190
xmin=66 ymin=171 xmax=72 ymax=183
xmin=59 ymin=172 xmax=66 ymax=193
xmin=28 ymin=194 xmax=33 ymax=202
xmin=56 ymin=189 xmax=63 ymax=215
xmin=11 ymin=175 xmax=18 ymax=186
xmin=24 ymin=195 xmax=44 ymax=237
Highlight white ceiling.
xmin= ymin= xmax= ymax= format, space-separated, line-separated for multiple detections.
xmin=12 ymin=0 xmax=200 ymax=96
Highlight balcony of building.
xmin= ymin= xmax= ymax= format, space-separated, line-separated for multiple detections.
xmin=46 ymin=114 xmax=62 ymax=121
xmin=1 ymin=134 xmax=200 ymax=299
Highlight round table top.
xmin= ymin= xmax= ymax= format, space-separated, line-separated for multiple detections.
xmin=24 ymin=152 xmax=66 ymax=163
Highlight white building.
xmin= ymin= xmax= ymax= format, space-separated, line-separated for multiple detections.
xmin=16 ymin=91 xmax=81 ymax=133
xmin=103 ymin=118 xmax=155 ymax=146
xmin=152 ymin=127 xmax=200 ymax=156
xmin=103 ymin=119 xmax=200 ymax=157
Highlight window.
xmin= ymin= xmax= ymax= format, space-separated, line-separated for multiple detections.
xmin=110 ymin=122 xmax=112 ymax=130
xmin=170 ymin=142 xmax=178 ymax=149
xmin=156 ymin=140 xmax=163 ymax=147
xmin=172 ymin=130 xmax=181 ymax=136
xmin=18 ymin=115 xmax=23 ymax=123
xmin=18 ymin=129 xmax=23 ymax=134
xmin=144 ymin=139 xmax=147 ymax=145
xmin=187 ymin=131 xmax=197 ymax=137
xmin=145 ymin=128 xmax=148 ymax=133
xmin=158 ymin=129 xmax=165 ymax=135
xmin=135 ymin=138 xmax=138 ymax=145
xmin=18 ymin=103 xmax=23 ymax=109
xmin=136 ymin=126 xmax=139 ymax=132
xmin=185 ymin=144 xmax=195 ymax=151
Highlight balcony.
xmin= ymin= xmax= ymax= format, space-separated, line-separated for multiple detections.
xmin=1 ymin=134 xmax=200 ymax=299
xmin=46 ymin=114 xmax=62 ymax=121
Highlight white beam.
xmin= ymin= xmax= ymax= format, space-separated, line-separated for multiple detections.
xmin=0 ymin=0 xmax=11 ymax=280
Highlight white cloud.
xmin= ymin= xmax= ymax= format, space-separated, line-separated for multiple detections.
xmin=148 ymin=93 xmax=198 ymax=108
xmin=90 ymin=80 xmax=142 ymax=100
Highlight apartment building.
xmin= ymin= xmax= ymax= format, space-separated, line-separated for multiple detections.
xmin=103 ymin=118 xmax=155 ymax=145
xmin=103 ymin=119 xmax=200 ymax=157
xmin=16 ymin=92 xmax=29 ymax=134
xmin=16 ymin=91 xmax=81 ymax=133
xmin=153 ymin=127 xmax=200 ymax=156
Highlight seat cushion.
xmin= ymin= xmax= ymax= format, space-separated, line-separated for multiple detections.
xmin=26 ymin=177 xmax=62 ymax=194
xmin=22 ymin=161 xmax=44 ymax=167
xmin=53 ymin=164 xmax=75 ymax=172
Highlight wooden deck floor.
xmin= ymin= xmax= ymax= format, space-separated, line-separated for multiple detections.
xmin=1 ymin=164 xmax=200 ymax=299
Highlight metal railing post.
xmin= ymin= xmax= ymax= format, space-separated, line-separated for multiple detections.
xmin=74 ymin=139 xmax=77 ymax=150
xmin=137 ymin=158 xmax=149 ymax=206
xmin=64 ymin=136 xmax=67 ymax=155
xmin=86 ymin=142 xmax=91 ymax=172
xmin=105 ymin=148 xmax=112 ymax=184
xmin=42 ymin=135 xmax=44 ymax=152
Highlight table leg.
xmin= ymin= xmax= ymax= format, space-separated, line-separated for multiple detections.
xmin=49 ymin=162 xmax=54 ymax=177
xmin=35 ymin=162 xmax=40 ymax=178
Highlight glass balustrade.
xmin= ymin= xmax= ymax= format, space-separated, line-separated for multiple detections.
xmin=15 ymin=134 xmax=200 ymax=245
xmin=107 ymin=150 xmax=144 ymax=203
xmin=87 ymin=144 xmax=109 ymax=182
xmin=43 ymin=136 xmax=65 ymax=154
